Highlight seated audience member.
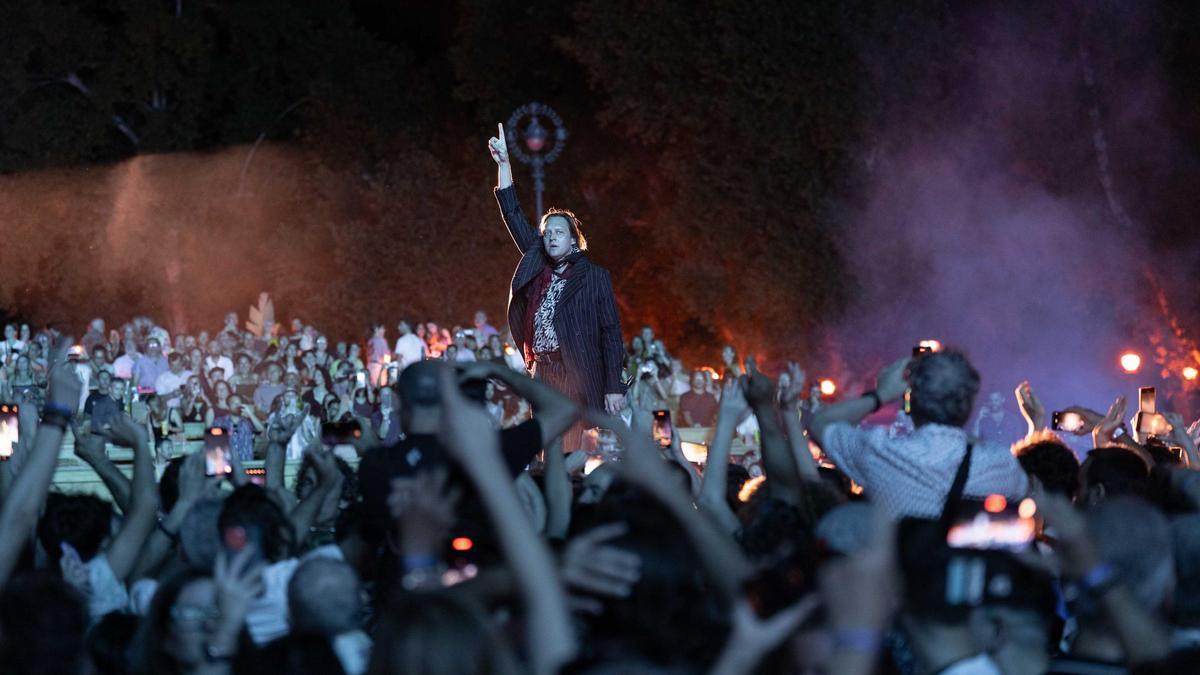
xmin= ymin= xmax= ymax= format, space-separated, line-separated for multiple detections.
xmin=678 ymin=370 xmax=719 ymax=427
xmin=154 ymin=352 xmax=192 ymax=409
xmin=254 ymin=362 xmax=287 ymax=418
xmin=810 ymin=349 xmax=1028 ymax=518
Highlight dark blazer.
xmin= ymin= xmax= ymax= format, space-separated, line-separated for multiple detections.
xmin=494 ymin=186 xmax=626 ymax=409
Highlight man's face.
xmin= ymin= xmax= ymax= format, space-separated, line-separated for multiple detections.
xmin=97 ymin=371 xmax=111 ymax=392
xmin=474 ymin=312 xmax=486 ymax=327
xmin=169 ymin=358 xmax=183 ymax=374
xmin=292 ymin=319 xmax=302 ymax=333
xmin=989 ymin=392 xmax=1004 ymax=410
xmin=207 ymin=341 xmax=220 ymax=356
xmin=541 ymin=215 xmax=576 ymax=260
xmin=147 ymin=340 xmax=161 ymax=357
xmin=398 ymin=321 xmax=410 ymax=335
xmin=4 ymin=325 xmax=14 ymax=340
xmin=641 ymin=327 xmax=653 ymax=344
xmin=316 ymin=337 xmax=327 ymax=351
xmin=92 ymin=349 xmax=106 ymax=365
xmin=691 ymin=372 xmax=707 ymax=393
xmin=225 ymin=313 xmax=237 ymax=327
xmin=111 ymin=380 xmax=126 ymax=400
xmin=268 ymin=365 xmax=283 ymax=383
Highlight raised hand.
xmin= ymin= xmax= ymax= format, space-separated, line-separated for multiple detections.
xmin=779 ymin=362 xmax=807 ymax=407
xmin=488 ymin=122 xmax=510 ymax=165
xmin=876 ymin=357 xmax=910 ymax=404
xmin=1015 ymin=381 xmax=1046 ymax=433
xmin=718 ymin=376 xmax=750 ymax=423
xmin=1092 ymin=395 xmax=1127 ymax=448
xmin=104 ymin=414 xmax=149 ymax=450
xmin=388 ymin=467 xmax=462 ymax=555
xmin=561 ymin=522 xmax=642 ymax=608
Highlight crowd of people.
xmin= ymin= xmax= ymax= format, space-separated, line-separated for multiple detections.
xmin=1 ymin=310 xmax=1200 ymax=675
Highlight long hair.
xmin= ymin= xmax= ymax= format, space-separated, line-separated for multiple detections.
xmin=540 ymin=208 xmax=588 ymax=250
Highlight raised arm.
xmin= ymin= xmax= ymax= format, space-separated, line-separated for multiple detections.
xmin=460 ymin=359 xmax=578 ymax=447
xmin=73 ymin=426 xmax=132 ymax=512
xmin=586 ymin=409 xmax=752 ymax=605
xmin=489 ymin=123 xmax=540 ymax=253
xmin=438 ymin=368 xmax=576 ymax=675
xmin=698 ymin=378 xmax=749 ymax=533
xmin=0 ymin=352 xmax=81 ymax=586
xmin=743 ymin=363 xmax=803 ymax=505
xmin=100 ymin=414 xmax=158 ymax=582
xmin=779 ymin=363 xmax=821 ymax=482
xmin=810 ymin=357 xmax=909 ymax=449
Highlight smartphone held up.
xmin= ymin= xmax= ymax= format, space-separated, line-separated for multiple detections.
xmin=205 ymin=426 xmax=233 ymax=477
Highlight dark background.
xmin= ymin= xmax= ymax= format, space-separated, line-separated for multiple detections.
xmin=1 ymin=0 xmax=1199 ymax=392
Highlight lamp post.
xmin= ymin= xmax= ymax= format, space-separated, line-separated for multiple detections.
xmin=505 ymin=102 xmax=567 ymax=217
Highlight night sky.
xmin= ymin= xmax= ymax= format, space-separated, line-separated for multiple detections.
xmin=2 ymin=0 xmax=1200 ymax=405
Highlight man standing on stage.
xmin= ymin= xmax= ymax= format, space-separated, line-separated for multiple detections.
xmin=488 ymin=123 xmax=626 ymax=422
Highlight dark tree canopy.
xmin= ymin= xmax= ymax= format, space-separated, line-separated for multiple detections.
xmin=1 ymin=0 xmax=1199 ymax=370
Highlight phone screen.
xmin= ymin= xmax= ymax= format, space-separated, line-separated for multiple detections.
xmin=355 ymin=372 xmax=367 ymax=388
xmin=946 ymin=496 xmax=1036 ymax=551
xmin=205 ymin=426 xmax=233 ymax=477
xmin=1052 ymin=411 xmax=1086 ymax=434
xmin=652 ymin=409 xmax=673 ymax=448
xmin=0 ymin=404 xmax=18 ymax=458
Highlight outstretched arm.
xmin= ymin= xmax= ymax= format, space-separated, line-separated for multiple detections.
xmin=490 ymin=123 xmax=540 ymax=253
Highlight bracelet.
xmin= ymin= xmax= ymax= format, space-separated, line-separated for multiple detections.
xmin=40 ymin=410 xmax=72 ymax=431
xmin=863 ymin=390 xmax=882 ymax=413
xmin=1077 ymin=562 xmax=1119 ymax=598
xmin=831 ymin=628 xmax=884 ymax=653
xmin=43 ymin=401 xmax=75 ymax=417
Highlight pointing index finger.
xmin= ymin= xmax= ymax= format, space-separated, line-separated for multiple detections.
xmin=497 ymin=123 xmax=505 ymax=143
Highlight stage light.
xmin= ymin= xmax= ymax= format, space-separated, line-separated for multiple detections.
xmin=1119 ymin=352 xmax=1141 ymax=374
xmin=451 ymin=537 xmax=474 ymax=552
xmin=1184 ymin=366 xmax=1198 ymax=381
xmin=819 ymin=379 xmax=837 ymax=396
xmin=1018 ymin=498 xmax=1037 ymax=519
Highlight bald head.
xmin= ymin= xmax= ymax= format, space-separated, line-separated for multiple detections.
xmin=288 ymin=557 xmax=362 ymax=635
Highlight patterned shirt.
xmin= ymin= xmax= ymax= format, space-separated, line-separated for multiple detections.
xmin=532 ymin=260 xmax=570 ymax=354
xmin=819 ymin=421 xmax=1029 ymax=519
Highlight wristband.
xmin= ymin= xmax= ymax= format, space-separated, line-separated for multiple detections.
xmin=863 ymin=390 xmax=882 ymax=413
xmin=831 ymin=628 xmax=884 ymax=653
xmin=1077 ymin=562 xmax=1119 ymax=597
xmin=41 ymin=410 xmax=72 ymax=431
xmin=400 ymin=554 xmax=439 ymax=572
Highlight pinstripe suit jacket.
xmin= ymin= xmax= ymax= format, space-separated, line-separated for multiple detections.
xmin=494 ymin=186 xmax=626 ymax=409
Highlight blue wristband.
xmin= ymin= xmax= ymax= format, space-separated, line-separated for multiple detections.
xmin=400 ymin=554 xmax=438 ymax=571
xmin=43 ymin=401 xmax=74 ymax=417
xmin=831 ymin=628 xmax=883 ymax=653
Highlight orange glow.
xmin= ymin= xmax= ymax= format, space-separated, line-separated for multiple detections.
xmin=919 ymin=339 xmax=943 ymax=353
xmin=1184 ymin=366 xmax=1198 ymax=381
xmin=451 ymin=537 xmax=474 ymax=552
xmin=983 ymin=494 xmax=1007 ymax=513
xmin=1119 ymin=352 xmax=1142 ymax=373
xmin=210 ymin=427 xmax=223 ymax=436
xmin=819 ymin=379 xmax=837 ymax=396
xmin=1018 ymin=498 xmax=1037 ymax=519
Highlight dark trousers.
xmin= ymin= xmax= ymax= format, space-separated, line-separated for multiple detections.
xmin=531 ymin=356 xmax=585 ymax=452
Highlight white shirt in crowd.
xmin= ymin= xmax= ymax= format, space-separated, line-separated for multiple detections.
xmin=205 ymin=354 xmax=235 ymax=381
xmin=819 ymin=421 xmax=1029 ymax=519
xmin=393 ymin=333 xmax=426 ymax=369
xmin=112 ymin=351 xmax=139 ymax=380
xmin=154 ymin=370 xmax=192 ymax=408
